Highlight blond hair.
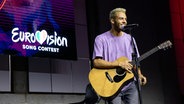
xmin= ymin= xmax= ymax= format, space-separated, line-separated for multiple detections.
xmin=109 ymin=8 xmax=126 ymax=19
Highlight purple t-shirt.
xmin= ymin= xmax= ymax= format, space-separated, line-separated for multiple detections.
xmin=92 ymin=31 xmax=140 ymax=91
xmin=93 ymin=31 xmax=140 ymax=61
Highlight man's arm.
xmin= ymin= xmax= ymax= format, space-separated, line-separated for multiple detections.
xmin=93 ymin=58 xmax=119 ymax=69
xmin=138 ymin=68 xmax=147 ymax=85
xmin=93 ymin=58 xmax=133 ymax=72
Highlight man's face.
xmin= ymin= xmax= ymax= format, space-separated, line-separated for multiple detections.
xmin=113 ymin=12 xmax=127 ymax=30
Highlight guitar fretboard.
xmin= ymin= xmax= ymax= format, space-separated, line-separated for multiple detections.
xmin=138 ymin=46 xmax=159 ymax=62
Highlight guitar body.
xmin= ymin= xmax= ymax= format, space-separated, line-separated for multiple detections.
xmin=89 ymin=57 xmax=134 ymax=99
xmin=89 ymin=40 xmax=172 ymax=99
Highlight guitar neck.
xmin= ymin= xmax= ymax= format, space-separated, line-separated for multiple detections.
xmin=138 ymin=46 xmax=160 ymax=62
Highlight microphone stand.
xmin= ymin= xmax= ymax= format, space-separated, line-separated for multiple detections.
xmin=127 ymin=28 xmax=143 ymax=104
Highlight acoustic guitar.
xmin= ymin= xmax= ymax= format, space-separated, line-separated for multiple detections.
xmin=89 ymin=40 xmax=172 ymax=99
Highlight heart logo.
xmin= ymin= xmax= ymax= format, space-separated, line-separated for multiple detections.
xmin=35 ymin=30 xmax=48 ymax=45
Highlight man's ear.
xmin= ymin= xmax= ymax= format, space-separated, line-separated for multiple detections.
xmin=110 ymin=18 xmax=114 ymax=24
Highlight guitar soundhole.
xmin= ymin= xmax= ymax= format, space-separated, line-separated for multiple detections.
xmin=113 ymin=73 xmax=126 ymax=82
xmin=116 ymin=67 xmax=125 ymax=75
xmin=113 ymin=67 xmax=127 ymax=82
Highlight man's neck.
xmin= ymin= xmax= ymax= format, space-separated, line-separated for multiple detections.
xmin=110 ymin=29 xmax=124 ymax=36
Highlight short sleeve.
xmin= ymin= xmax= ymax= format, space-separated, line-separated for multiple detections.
xmin=92 ymin=36 xmax=103 ymax=59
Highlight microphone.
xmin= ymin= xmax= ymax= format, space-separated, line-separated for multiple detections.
xmin=121 ymin=24 xmax=139 ymax=31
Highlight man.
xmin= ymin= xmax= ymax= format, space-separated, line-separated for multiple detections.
xmin=92 ymin=8 xmax=147 ymax=104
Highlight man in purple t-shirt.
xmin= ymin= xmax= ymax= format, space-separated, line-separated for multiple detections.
xmin=92 ymin=8 xmax=147 ymax=104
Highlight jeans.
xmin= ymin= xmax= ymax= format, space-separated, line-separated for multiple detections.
xmin=108 ymin=81 xmax=139 ymax=104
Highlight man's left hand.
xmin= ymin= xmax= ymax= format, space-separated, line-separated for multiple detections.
xmin=139 ymin=74 xmax=147 ymax=85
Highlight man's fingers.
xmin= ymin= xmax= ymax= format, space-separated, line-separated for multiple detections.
xmin=140 ymin=76 xmax=147 ymax=85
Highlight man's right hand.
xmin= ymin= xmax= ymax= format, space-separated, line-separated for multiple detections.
xmin=118 ymin=60 xmax=133 ymax=73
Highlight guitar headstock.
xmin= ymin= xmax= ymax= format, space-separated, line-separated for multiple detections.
xmin=158 ymin=40 xmax=172 ymax=50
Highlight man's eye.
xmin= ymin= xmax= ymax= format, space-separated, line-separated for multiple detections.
xmin=119 ymin=17 xmax=126 ymax=20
